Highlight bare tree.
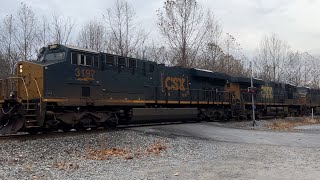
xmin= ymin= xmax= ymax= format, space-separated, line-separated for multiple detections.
xmin=198 ymin=11 xmax=224 ymax=70
xmin=144 ymin=42 xmax=171 ymax=64
xmin=37 ymin=16 xmax=52 ymax=47
xmin=0 ymin=14 xmax=20 ymax=75
xmin=103 ymin=0 xmax=148 ymax=57
xmin=282 ymin=51 xmax=302 ymax=85
xmin=15 ymin=3 xmax=37 ymax=61
xmin=51 ymin=13 xmax=76 ymax=45
xmin=308 ymin=56 xmax=320 ymax=88
xmin=157 ymin=0 xmax=209 ymax=67
xmin=254 ymin=34 xmax=289 ymax=82
xmin=300 ymin=52 xmax=316 ymax=86
xmin=0 ymin=52 xmax=11 ymax=79
xmin=77 ymin=20 xmax=105 ymax=51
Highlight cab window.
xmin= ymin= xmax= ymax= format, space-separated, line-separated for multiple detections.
xmin=45 ymin=52 xmax=65 ymax=61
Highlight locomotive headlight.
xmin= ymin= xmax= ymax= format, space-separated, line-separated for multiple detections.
xmin=19 ymin=64 xmax=23 ymax=73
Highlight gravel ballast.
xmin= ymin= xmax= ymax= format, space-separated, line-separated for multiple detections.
xmin=1 ymin=125 xmax=320 ymax=180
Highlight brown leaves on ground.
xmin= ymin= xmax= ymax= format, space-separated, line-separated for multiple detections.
xmin=52 ymin=161 xmax=79 ymax=171
xmin=145 ymin=140 xmax=167 ymax=155
xmin=86 ymin=140 xmax=167 ymax=161
xmin=87 ymin=147 xmax=127 ymax=160
xmin=266 ymin=118 xmax=320 ymax=130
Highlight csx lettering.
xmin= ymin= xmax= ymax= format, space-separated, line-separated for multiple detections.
xmin=165 ymin=77 xmax=186 ymax=91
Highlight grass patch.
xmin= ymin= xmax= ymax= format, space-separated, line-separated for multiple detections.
xmin=266 ymin=118 xmax=320 ymax=130
xmin=85 ymin=140 xmax=167 ymax=161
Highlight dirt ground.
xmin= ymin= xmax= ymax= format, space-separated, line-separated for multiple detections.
xmin=1 ymin=118 xmax=320 ymax=180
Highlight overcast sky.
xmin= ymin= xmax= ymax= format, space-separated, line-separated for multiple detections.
xmin=1 ymin=0 xmax=320 ymax=57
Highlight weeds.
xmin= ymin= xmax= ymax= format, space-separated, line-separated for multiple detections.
xmin=145 ymin=140 xmax=167 ymax=155
xmin=85 ymin=139 xmax=167 ymax=161
xmin=266 ymin=118 xmax=320 ymax=130
xmin=52 ymin=161 xmax=79 ymax=171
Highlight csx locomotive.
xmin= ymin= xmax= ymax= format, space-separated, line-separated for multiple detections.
xmin=0 ymin=44 xmax=320 ymax=134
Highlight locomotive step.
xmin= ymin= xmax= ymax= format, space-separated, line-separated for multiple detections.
xmin=23 ymin=103 xmax=37 ymax=105
xmin=25 ymin=126 xmax=41 ymax=128
xmin=26 ymin=120 xmax=38 ymax=123
xmin=25 ymin=115 xmax=37 ymax=117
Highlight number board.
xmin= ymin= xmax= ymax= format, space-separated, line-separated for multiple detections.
xmin=75 ymin=68 xmax=95 ymax=81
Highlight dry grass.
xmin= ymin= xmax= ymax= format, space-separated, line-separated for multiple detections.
xmin=24 ymin=163 xmax=33 ymax=172
xmin=145 ymin=140 xmax=168 ymax=155
xmin=86 ymin=147 xmax=127 ymax=160
xmin=266 ymin=118 xmax=320 ymax=130
xmin=52 ymin=161 xmax=79 ymax=171
xmin=85 ymin=140 xmax=167 ymax=161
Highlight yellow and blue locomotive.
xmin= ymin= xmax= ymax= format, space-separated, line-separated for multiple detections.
xmin=0 ymin=44 xmax=319 ymax=134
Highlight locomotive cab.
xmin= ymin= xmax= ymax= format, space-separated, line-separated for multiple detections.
xmin=12 ymin=44 xmax=69 ymax=101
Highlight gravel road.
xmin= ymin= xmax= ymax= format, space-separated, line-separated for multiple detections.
xmin=1 ymin=122 xmax=320 ymax=180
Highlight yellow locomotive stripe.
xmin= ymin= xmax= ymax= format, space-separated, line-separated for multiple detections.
xmin=0 ymin=100 xmax=4 ymax=103
xmin=13 ymin=98 xmax=304 ymax=107
xmin=43 ymin=98 xmax=68 ymax=102
xmin=42 ymin=98 xmax=232 ymax=105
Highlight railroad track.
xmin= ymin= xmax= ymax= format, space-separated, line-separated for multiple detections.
xmin=0 ymin=121 xmax=194 ymax=141
xmin=0 ymin=116 xmax=303 ymax=141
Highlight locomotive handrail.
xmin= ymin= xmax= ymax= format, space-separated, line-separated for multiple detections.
xmin=33 ymin=77 xmax=42 ymax=114
xmin=8 ymin=77 xmax=29 ymax=111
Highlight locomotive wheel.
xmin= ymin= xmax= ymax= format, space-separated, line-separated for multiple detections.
xmin=206 ymin=110 xmax=219 ymax=122
xmin=213 ymin=111 xmax=221 ymax=121
xmin=104 ymin=117 xmax=118 ymax=129
xmin=77 ymin=116 xmax=98 ymax=131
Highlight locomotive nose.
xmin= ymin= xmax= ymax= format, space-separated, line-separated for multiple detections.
xmin=16 ymin=61 xmax=44 ymax=101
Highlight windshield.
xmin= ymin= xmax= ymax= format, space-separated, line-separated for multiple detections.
xmin=44 ymin=52 xmax=65 ymax=61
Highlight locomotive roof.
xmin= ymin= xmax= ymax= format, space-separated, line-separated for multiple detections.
xmin=231 ymin=77 xmax=264 ymax=85
xmin=192 ymin=68 xmax=229 ymax=80
xmin=62 ymin=44 xmax=154 ymax=63
xmin=64 ymin=45 xmax=99 ymax=53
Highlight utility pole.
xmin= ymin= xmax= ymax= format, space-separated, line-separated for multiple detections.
xmin=250 ymin=61 xmax=256 ymax=126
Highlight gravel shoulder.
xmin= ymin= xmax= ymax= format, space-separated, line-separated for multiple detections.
xmin=1 ymin=122 xmax=320 ymax=180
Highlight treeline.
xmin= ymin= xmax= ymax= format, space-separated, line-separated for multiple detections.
xmin=0 ymin=0 xmax=319 ymax=88
xmin=254 ymin=34 xmax=320 ymax=88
